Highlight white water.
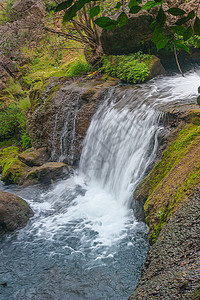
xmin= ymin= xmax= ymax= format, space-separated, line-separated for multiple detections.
xmin=1 ymin=68 xmax=200 ymax=300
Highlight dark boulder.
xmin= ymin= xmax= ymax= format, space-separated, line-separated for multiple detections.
xmin=0 ymin=191 xmax=33 ymax=234
xmin=100 ymin=15 xmax=154 ymax=56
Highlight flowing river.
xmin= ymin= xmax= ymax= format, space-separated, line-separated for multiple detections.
xmin=0 ymin=69 xmax=199 ymax=300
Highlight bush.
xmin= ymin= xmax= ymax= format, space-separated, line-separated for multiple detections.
xmin=21 ymin=131 xmax=31 ymax=149
xmin=0 ymin=0 xmax=18 ymax=25
xmin=101 ymin=52 xmax=153 ymax=83
xmin=67 ymin=60 xmax=91 ymax=77
xmin=0 ymin=104 xmax=26 ymax=141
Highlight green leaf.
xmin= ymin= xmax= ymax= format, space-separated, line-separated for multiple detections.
xmin=117 ymin=12 xmax=128 ymax=28
xmin=156 ymin=8 xmax=166 ymax=27
xmin=129 ymin=5 xmax=141 ymax=13
xmin=175 ymin=16 xmax=189 ymax=25
xmin=128 ymin=0 xmax=137 ymax=8
xmin=171 ymin=25 xmax=185 ymax=36
xmin=167 ymin=7 xmax=186 ymax=16
xmin=153 ymin=25 xmax=168 ymax=50
xmin=89 ymin=5 xmax=100 ymax=18
xmin=95 ymin=17 xmax=118 ymax=29
xmin=174 ymin=40 xmax=190 ymax=52
xmin=142 ymin=1 xmax=158 ymax=10
xmin=183 ymin=25 xmax=193 ymax=41
xmin=188 ymin=10 xmax=195 ymax=19
xmin=115 ymin=2 xmax=122 ymax=9
xmin=55 ymin=0 xmax=73 ymax=12
xmin=63 ymin=5 xmax=77 ymax=22
xmin=150 ymin=20 xmax=157 ymax=29
xmin=194 ymin=17 xmax=200 ymax=35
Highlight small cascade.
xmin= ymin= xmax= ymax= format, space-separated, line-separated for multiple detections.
xmin=50 ymin=90 xmax=80 ymax=165
xmin=1 ymin=69 xmax=200 ymax=300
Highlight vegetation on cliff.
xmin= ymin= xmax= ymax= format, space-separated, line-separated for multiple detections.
xmin=134 ymin=111 xmax=200 ymax=243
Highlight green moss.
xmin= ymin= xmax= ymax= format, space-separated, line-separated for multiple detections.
xmin=139 ymin=120 xmax=200 ymax=243
xmin=145 ymin=123 xmax=200 ymax=201
xmin=101 ymin=52 xmax=154 ymax=83
xmin=0 ymin=146 xmax=29 ymax=184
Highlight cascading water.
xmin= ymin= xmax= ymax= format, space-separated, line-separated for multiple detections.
xmin=0 ymin=69 xmax=200 ymax=300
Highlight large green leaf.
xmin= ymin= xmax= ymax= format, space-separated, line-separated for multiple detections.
xmin=175 ymin=16 xmax=189 ymax=25
xmin=55 ymin=0 xmax=73 ymax=12
xmin=183 ymin=25 xmax=193 ymax=41
xmin=142 ymin=1 xmax=158 ymax=10
xmin=153 ymin=25 xmax=168 ymax=50
xmin=129 ymin=5 xmax=141 ymax=13
xmin=167 ymin=7 xmax=186 ymax=16
xmin=174 ymin=40 xmax=190 ymax=53
xmin=172 ymin=25 xmax=185 ymax=36
xmin=115 ymin=2 xmax=122 ymax=9
xmin=188 ymin=10 xmax=195 ymax=19
xmin=95 ymin=17 xmax=118 ymax=29
xmin=117 ymin=12 xmax=128 ymax=28
xmin=194 ymin=17 xmax=200 ymax=35
xmin=89 ymin=5 xmax=100 ymax=18
xmin=156 ymin=8 xmax=166 ymax=27
xmin=63 ymin=4 xmax=77 ymax=22
xmin=128 ymin=0 xmax=137 ymax=9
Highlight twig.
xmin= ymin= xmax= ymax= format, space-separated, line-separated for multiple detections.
xmin=174 ymin=43 xmax=184 ymax=77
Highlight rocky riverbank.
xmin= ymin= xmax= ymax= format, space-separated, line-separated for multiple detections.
xmin=129 ymin=109 xmax=200 ymax=300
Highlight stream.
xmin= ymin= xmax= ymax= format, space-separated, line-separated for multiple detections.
xmin=0 ymin=69 xmax=199 ymax=300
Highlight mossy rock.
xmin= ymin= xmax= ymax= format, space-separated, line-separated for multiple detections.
xmin=0 ymin=146 xmax=30 ymax=184
xmin=18 ymin=147 xmax=49 ymax=167
xmin=26 ymin=162 xmax=70 ymax=184
xmin=101 ymin=53 xmax=165 ymax=84
xmin=134 ymin=116 xmax=200 ymax=244
xmin=0 ymin=190 xmax=33 ymax=234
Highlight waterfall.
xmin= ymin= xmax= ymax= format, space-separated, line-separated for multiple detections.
xmin=1 ymin=69 xmax=200 ymax=300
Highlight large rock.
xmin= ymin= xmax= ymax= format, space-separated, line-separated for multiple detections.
xmin=26 ymin=162 xmax=70 ymax=184
xmin=101 ymin=15 xmax=154 ymax=56
xmin=27 ymin=78 xmax=119 ymax=166
xmin=0 ymin=191 xmax=33 ymax=234
xmin=18 ymin=147 xmax=50 ymax=167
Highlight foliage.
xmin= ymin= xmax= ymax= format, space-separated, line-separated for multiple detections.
xmin=67 ymin=59 xmax=91 ymax=76
xmin=101 ymin=52 xmax=152 ymax=83
xmin=21 ymin=131 xmax=32 ymax=149
xmin=54 ymin=0 xmax=200 ymax=52
xmin=0 ymin=0 xmax=18 ymax=25
xmin=0 ymin=105 xmax=24 ymax=141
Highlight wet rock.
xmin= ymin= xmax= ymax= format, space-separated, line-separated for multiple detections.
xmin=0 ymin=190 xmax=33 ymax=234
xmin=0 ymin=146 xmax=30 ymax=185
xmin=18 ymin=147 xmax=49 ymax=167
xmin=27 ymin=79 xmax=117 ymax=166
xmin=26 ymin=162 xmax=70 ymax=184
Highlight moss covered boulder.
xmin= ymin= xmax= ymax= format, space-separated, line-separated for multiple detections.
xmin=0 ymin=191 xmax=33 ymax=234
xmin=102 ymin=53 xmax=165 ymax=84
xmin=0 ymin=146 xmax=30 ymax=184
xmin=26 ymin=162 xmax=70 ymax=184
xmin=18 ymin=147 xmax=49 ymax=167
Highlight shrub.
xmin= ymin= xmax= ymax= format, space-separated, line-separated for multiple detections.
xmin=0 ymin=104 xmax=26 ymax=141
xmin=0 ymin=0 xmax=18 ymax=25
xmin=21 ymin=131 xmax=31 ymax=149
xmin=101 ymin=52 xmax=152 ymax=83
xmin=67 ymin=60 xmax=91 ymax=77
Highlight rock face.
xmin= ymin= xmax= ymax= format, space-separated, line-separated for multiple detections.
xmin=129 ymin=190 xmax=200 ymax=300
xmin=101 ymin=15 xmax=154 ymax=56
xmin=0 ymin=191 xmax=33 ymax=234
xmin=129 ymin=110 xmax=200 ymax=299
xmin=27 ymin=78 xmax=119 ymax=166
xmin=18 ymin=147 xmax=49 ymax=167
xmin=26 ymin=162 xmax=70 ymax=184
